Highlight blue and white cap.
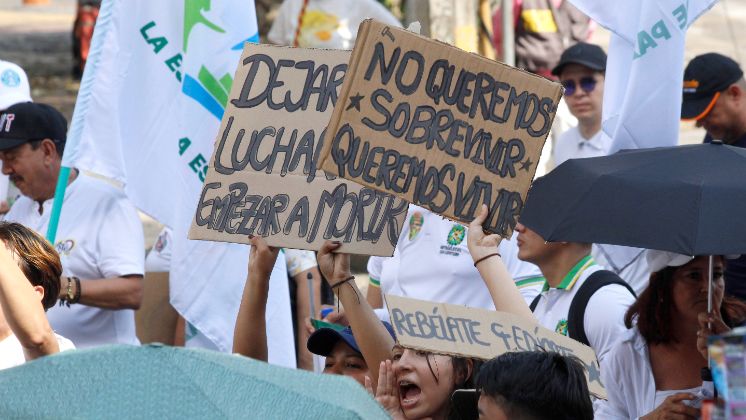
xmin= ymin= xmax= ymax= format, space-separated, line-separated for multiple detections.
xmin=0 ymin=60 xmax=32 ymax=111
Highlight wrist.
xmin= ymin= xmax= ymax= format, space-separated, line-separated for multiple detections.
xmin=331 ymin=272 xmax=354 ymax=284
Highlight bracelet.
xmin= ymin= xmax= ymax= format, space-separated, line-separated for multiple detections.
xmin=330 ymin=275 xmax=355 ymax=289
xmin=59 ymin=276 xmax=74 ymax=307
xmin=71 ymin=277 xmax=81 ymax=304
xmin=473 ymin=252 xmax=501 ymax=267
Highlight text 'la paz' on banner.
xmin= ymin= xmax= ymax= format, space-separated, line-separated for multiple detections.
xmin=189 ymin=43 xmax=408 ymax=256
xmin=319 ymin=20 xmax=563 ymax=238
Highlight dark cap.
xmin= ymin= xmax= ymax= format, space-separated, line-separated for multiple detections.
xmin=0 ymin=102 xmax=67 ymax=151
xmin=551 ymin=42 xmax=607 ymax=76
xmin=681 ymin=53 xmax=744 ymax=121
xmin=307 ymin=321 xmax=396 ymax=357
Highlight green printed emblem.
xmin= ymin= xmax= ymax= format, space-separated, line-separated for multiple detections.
xmin=447 ymin=224 xmax=466 ymax=245
xmin=408 ymin=212 xmax=424 ymax=240
xmin=555 ymin=319 xmax=568 ymax=336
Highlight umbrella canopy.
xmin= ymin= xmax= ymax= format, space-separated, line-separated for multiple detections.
xmin=0 ymin=344 xmax=387 ymax=419
xmin=519 ymin=142 xmax=746 ymax=255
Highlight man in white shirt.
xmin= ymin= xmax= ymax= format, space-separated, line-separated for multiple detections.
xmin=551 ymin=42 xmax=611 ymax=166
xmin=515 ymin=221 xmax=635 ymax=364
xmin=366 ymin=205 xmax=544 ymax=312
xmin=0 ymin=222 xmax=74 ymax=370
xmin=0 ymin=59 xmax=32 ymax=214
xmin=0 ymin=102 xmax=144 ymax=348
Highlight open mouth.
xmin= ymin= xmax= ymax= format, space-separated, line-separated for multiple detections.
xmin=399 ymin=380 xmax=422 ymax=409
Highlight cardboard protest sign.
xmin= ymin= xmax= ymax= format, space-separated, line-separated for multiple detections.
xmin=189 ymin=44 xmax=407 ymax=255
xmin=319 ymin=20 xmax=563 ymax=237
xmin=385 ymin=294 xmax=606 ymax=398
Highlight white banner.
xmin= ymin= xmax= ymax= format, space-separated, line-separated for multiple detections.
xmin=63 ymin=0 xmax=295 ymax=364
xmin=569 ymin=0 xmax=718 ymax=152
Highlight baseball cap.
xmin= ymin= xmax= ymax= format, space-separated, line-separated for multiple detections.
xmin=681 ymin=53 xmax=744 ymax=121
xmin=0 ymin=60 xmax=32 ymax=110
xmin=0 ymin=102 xmax=67 ymax=151
xmin=307 ymin=321 xmax=396 ymax=357
xmin=551 ymin=42 xmax=607 ymax=76
xmin=646 ymin=249 xmax=741 ymax=273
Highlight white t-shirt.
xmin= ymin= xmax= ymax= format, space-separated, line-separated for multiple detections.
xmin=531 ymin=256 xmax=635 ymax=364
xmin=0 ymin=332 xmax=75 ymax=370
xmin=552 ymin=126 xmax=613 ymax=167
xmin=145 ymin=227 xmax=172 ymax=273
xmin=4 ymin=173 xmax=145 ymax=348
xmin=268 ymin=0 xmax=401 ymax=49
xmin=368 ymin=206 xmax=543 ymax=310
xmin=595 ymin=327 xmax=712 ymax=419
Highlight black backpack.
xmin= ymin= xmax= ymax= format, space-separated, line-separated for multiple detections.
xmin=529 ymin=270 xmax=636 ymax=346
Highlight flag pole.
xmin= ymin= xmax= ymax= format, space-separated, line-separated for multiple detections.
xmin=45 ymin=167 xmax=71 ymax=243
xmin=45 ymin=0 xmax=116 ymax=243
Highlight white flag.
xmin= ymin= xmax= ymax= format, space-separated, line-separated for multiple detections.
xmin=63 ymin=0 xmax=295 ymax=363
xmin=569 ymin=0 xmax=718 ymax=152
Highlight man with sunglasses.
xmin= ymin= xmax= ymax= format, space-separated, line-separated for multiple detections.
xmin=681 ymin=53 xmax=746 ymax=301
xmin=551 ymin=42 xmax=609 ymax=166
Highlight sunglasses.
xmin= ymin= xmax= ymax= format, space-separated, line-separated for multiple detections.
xmin=561 ymin=77 xmax=598 ymax=96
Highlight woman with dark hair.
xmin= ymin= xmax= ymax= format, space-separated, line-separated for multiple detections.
xmin=317 ymin=239 xmax=480 ymax=420
xmin=596 ymin=252 xmax=746 ymax=419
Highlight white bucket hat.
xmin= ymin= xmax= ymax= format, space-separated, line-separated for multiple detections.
xmin=0 ymin=60 xmax=32 ymax=110
xmin=646 ymin=250 xmax=741 ymax=273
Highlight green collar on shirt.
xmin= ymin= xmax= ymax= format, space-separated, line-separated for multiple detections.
xmin=542 ymin=255 xmax=596 ymax=292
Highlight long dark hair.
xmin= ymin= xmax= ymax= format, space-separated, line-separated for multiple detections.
xmin=625 ymin=256 xmax=746 ymax=344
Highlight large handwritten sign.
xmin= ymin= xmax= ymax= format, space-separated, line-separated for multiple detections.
xmin=319 ymin=20 xmax=562 ymax=237
xmin=385 ymin=294 xmax=606 ymax=398
xmin=189 ymin=44 xmax=407 ymax=255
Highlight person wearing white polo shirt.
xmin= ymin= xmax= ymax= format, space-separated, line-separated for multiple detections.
xmin=366 ymin=205 xmax=544 ymax=312
xmin=515 ymin=220 xmax=636 ymax=364
xmin=0 ymin=103 xmax=144 ymax=348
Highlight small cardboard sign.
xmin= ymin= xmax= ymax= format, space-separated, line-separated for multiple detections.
xmin=189 ymin=44 xmax=407 ymax=256
xmin=385 ymin=294 xmax=606 ymax=399
xmin=319 ymin=20 xmax=563 ymax=237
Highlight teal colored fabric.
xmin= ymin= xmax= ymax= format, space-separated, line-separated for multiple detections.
xmin=0 ymin=344 xmax=388 ymax=420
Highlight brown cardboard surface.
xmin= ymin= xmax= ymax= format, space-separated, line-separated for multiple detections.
xmin=189 ymin=44 xmax=407 ymax=256
xmin=319 ymin=20 xmax=563 ymax=238
xmin=135 ymin=272 xmax=178 ymax=345
xmin=385 ymin=294 xmax=606 ymax=399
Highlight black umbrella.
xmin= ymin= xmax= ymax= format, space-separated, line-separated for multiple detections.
xmin=520 ymin=142 xmax=746 ymax=256
xmin=519 ymin=141 xmax=746 ymax=313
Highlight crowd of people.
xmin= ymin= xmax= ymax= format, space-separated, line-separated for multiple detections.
xmin=2 ymin=0 xmax=746 ymax=419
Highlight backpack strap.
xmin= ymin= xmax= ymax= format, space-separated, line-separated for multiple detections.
xmin=567 ymin=270 xmax=636 ymax=346
xmin=529 ymin=294 xmax=542 ymax=312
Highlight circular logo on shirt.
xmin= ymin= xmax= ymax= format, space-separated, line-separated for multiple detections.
xmin=55 ymin=239 xmax=75 ymax=256
xmin=1 ymin=69 xmax=21 ymax=87
xmin=446 ymin=225 xmax=466 ymax=246
xmin=408 ymin=212 xmax=424 ymax=240
xmin=555 ymin=319 xmax=569 ymax=336
xmin=154 ymin=232 xmax=168 ymax=253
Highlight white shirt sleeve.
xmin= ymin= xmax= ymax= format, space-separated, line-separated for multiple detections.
xmin=367 ymin=255 xmax=383 ymax=286
xmin=583 ymin=284 xmax=635 ymax=364
xmin=96 ymin=198 xmax=145 ymax=278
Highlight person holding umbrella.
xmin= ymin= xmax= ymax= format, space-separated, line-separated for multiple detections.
xmin=595 ymin=252 xmax=746 ymax=419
